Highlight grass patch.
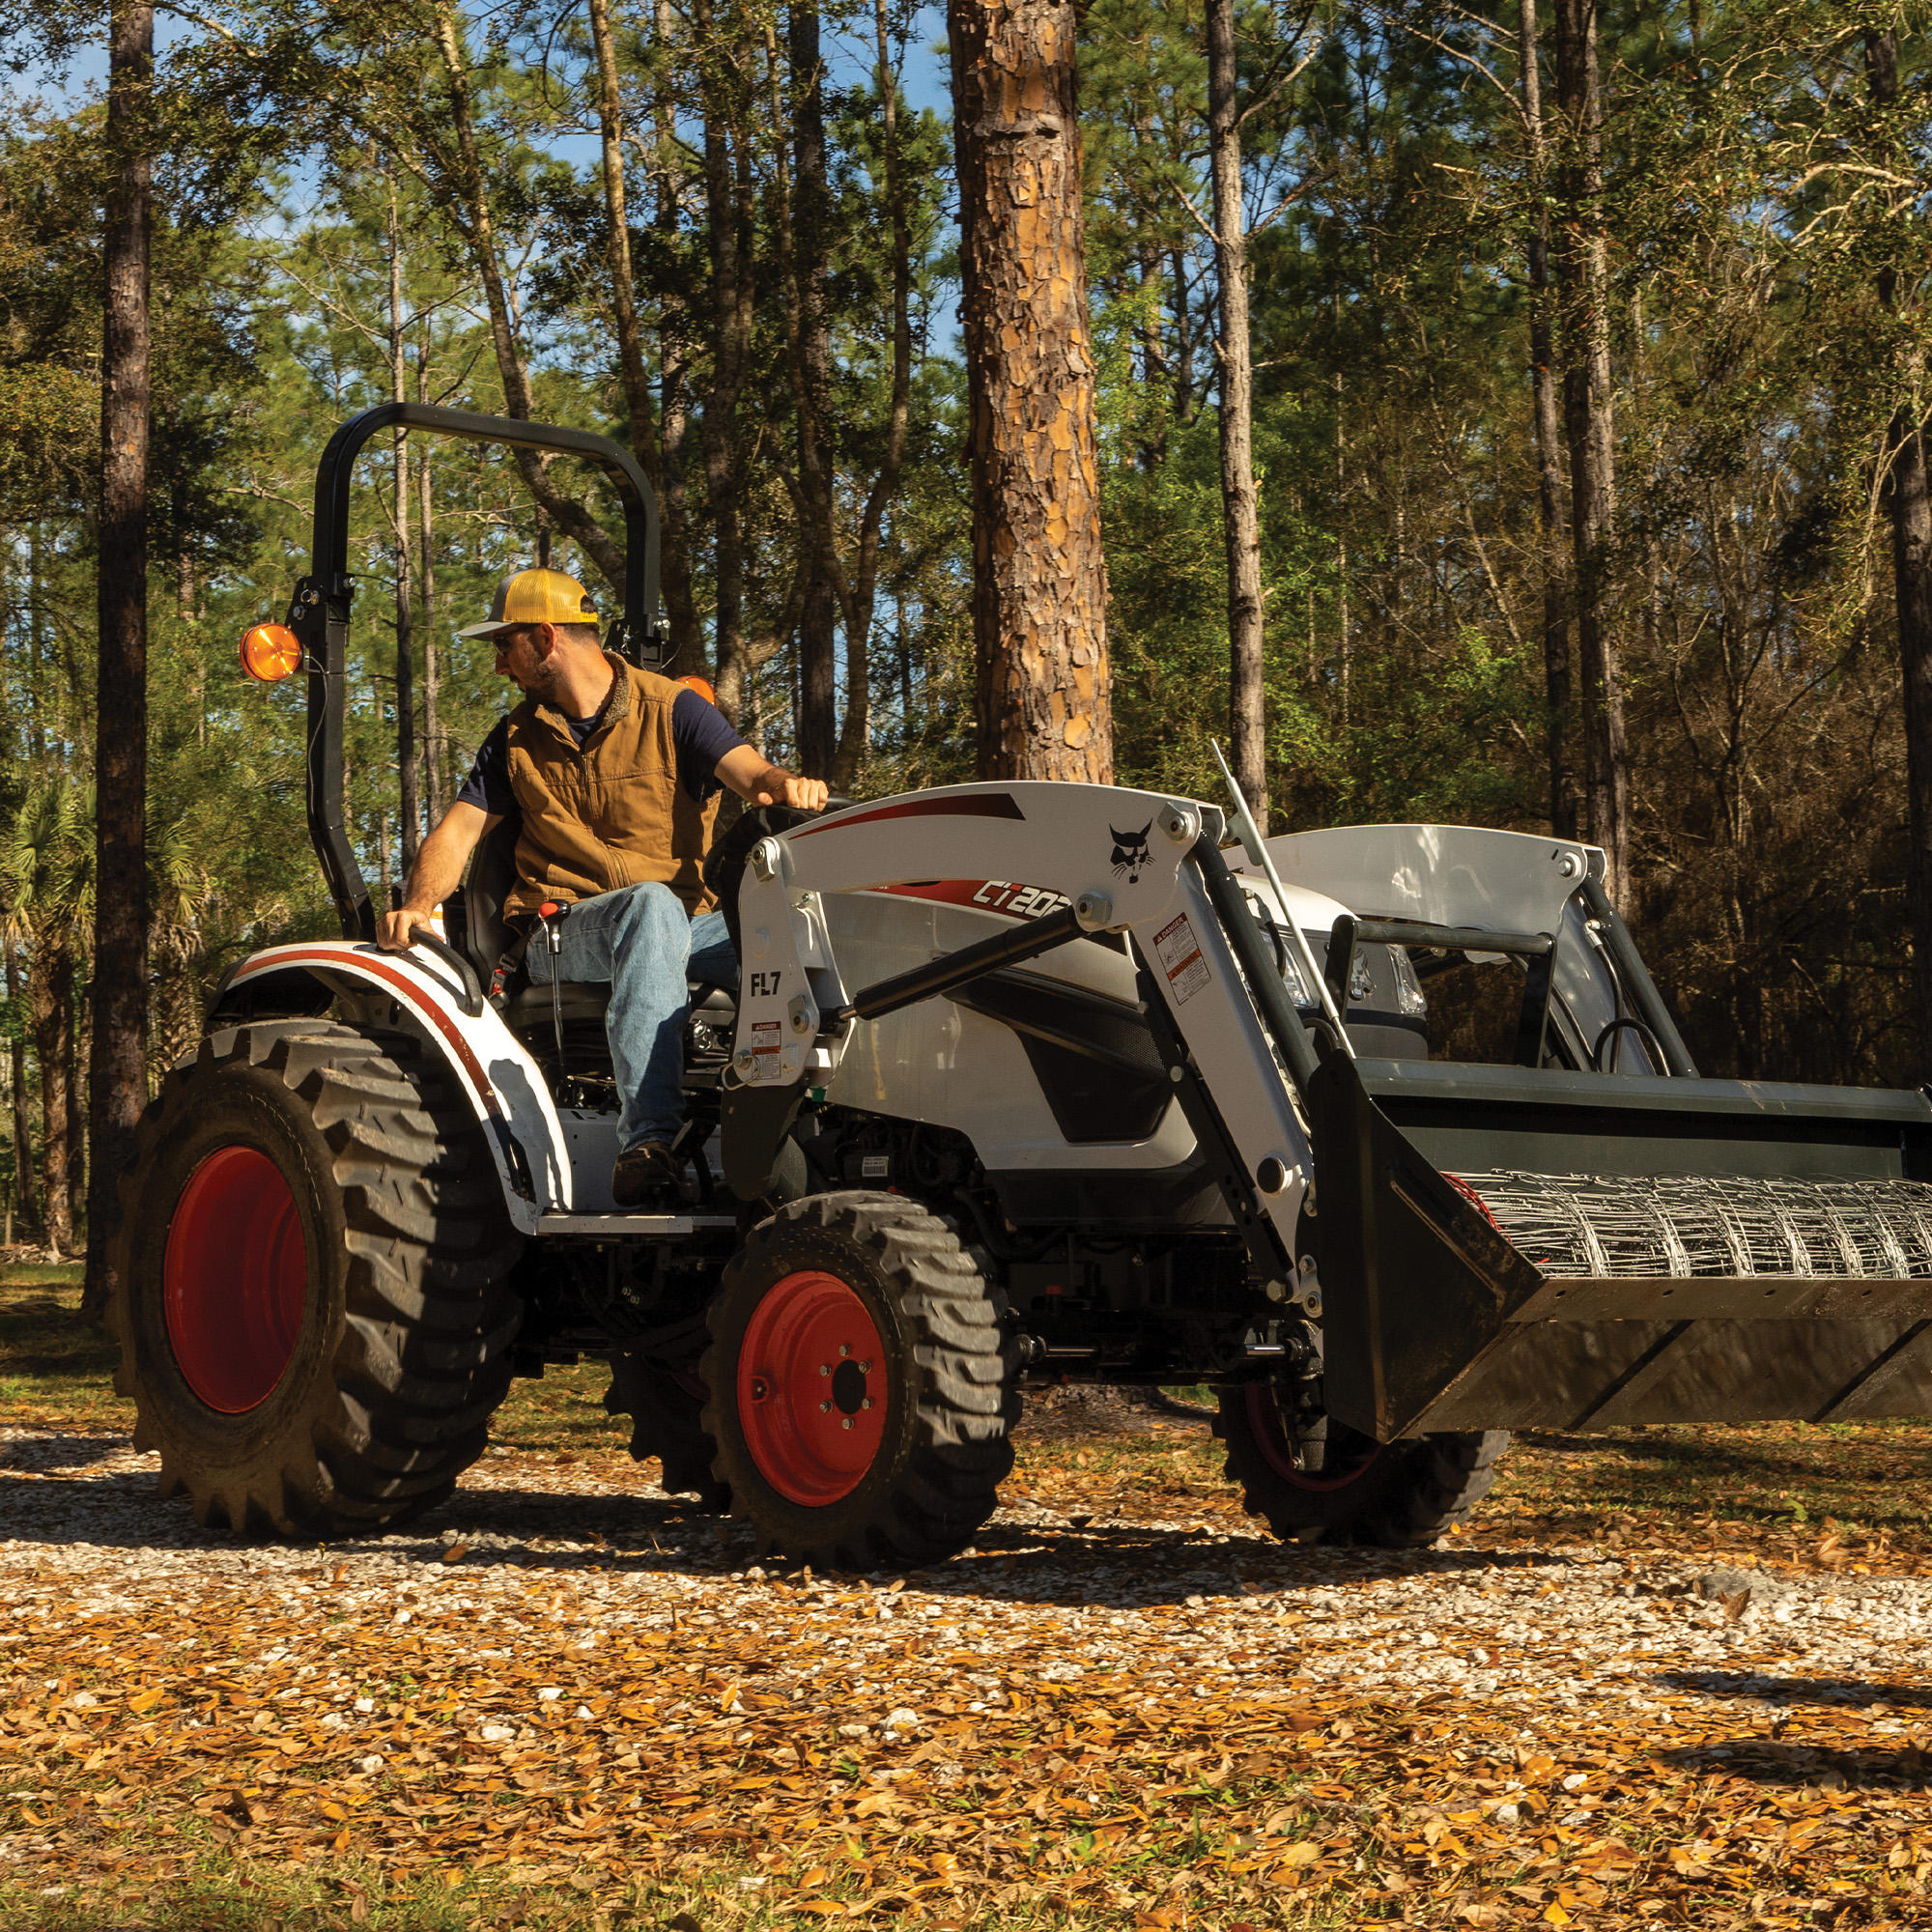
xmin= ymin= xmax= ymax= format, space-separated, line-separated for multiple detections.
xmin=0 ymin=1262 xmax=120 ymax=1431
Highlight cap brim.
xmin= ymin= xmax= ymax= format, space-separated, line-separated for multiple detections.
xmin=456 ymin=618 xmax=519 ymax=639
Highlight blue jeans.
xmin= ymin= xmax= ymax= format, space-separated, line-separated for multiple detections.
xmin=526 ymin=883 xmax=738 ymax=1151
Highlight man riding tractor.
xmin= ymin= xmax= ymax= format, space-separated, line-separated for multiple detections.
xmin=379 ymin=567 xmax=828 ymax=1208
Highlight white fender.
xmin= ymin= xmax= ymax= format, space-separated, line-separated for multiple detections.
xmin=218 ymin=941 xmax=570 ymax=1232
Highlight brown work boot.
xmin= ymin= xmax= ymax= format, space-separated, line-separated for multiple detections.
xmin=611 ymin=1141 xmax=682 ymax=1211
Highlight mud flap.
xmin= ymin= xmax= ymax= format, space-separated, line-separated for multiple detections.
xmin=721 ymin=1077 xmax=810 ymax=1203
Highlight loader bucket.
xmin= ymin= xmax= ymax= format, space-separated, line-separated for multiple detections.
xmin=1307 ymin=1045 xmax=1932 ymax=1441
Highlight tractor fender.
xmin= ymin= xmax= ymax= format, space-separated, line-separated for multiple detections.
xmin=208 ymin=941 xmax=569 ymax=1230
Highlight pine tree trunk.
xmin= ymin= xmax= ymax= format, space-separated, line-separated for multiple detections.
xmin=695 ymin=0 xmax=752 ymax=717
xmin=386 ymin=186 xmax=421 ymax=869
xmin=1869 ymin=29 xmax=1932 ymax=1043
xmin=951 ymin=0 xmax=1112 ymax=781
xmin=415 ymin=385 xmax=443 ymax=818
xmin=1519 ymin=0 xmax=1577 ymax=840
xmin=1206 ymin=0 xmax=1266 ymax=831
xmin=790 ymin=1 xmax=840 ymax=777
xmin=5 ymin=936 xmax=35 ymax=1236
xmin=37 ymin=945 xmax=72 ymax=1257
xmin=1551 ymin=0 xmax=1627 ymax=897
xmin=651 ymin=0 xmax=701 ymax=667
xmin=83 ymin=0 xmax=152 ymax=1315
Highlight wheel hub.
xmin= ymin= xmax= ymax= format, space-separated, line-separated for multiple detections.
xmin=1245 ymin=1384 xmax=1382 ymax=1492
xmin=163 ymin=1145 xmax=307 ymax=1414
xmin=738 ymin=1269 xmax=886 ymax=1505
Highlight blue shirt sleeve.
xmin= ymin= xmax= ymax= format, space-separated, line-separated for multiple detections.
xmin=456 ymin=717 xmax=517 ymax=816
xmin=672 ymin=688 xmax=750 ymax=801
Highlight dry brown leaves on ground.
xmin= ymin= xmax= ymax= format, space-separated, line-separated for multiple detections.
xmin=2 ymin=1377 xmax=1932 ymax=1929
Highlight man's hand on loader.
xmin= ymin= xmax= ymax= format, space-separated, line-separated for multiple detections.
xmin=377 ymin=907 xmax=439 ymax=952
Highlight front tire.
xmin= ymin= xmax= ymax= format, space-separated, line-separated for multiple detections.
xmin=701 ymin=1192 xmax=1020 ymax=1571
xmin=106 ymin=1022 xmax=524 ymax=1536
xmin=1215 ymin=1378 xmax=1507 ymax=1548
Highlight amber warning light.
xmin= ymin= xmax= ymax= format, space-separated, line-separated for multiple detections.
xmin=240 ymin=623 xmax=301 ymax=683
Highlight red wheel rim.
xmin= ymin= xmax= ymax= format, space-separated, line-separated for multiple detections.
xmin=163 ymin=1146 xmax=308 ymax=1414
xmin=738 ymin=1269 xmax=887 ymax=1506
xmin=1245 ymin=1386 xmax=1381 ymax=1492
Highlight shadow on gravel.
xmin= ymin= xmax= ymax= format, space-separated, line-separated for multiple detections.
xmin=1658 ymin=1740 xmax=1932 ymax=1788
xmin=1656 ymin=1669 xmax=1932 ymax=1711
xmin=0 ymin=1431 xmax=130 ymax=1473
xmin=0 ymin=1450 xmax=1558 ymax=1606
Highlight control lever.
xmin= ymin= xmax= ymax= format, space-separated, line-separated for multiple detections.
xmin=536 ymin=899 xmax=568 ymax=1077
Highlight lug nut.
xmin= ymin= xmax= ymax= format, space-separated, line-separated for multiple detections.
xmin=841 ymin=1417 xmax=853 ymax=1431
xmin=838 ymin=1343 xmax=850 ymax=1358
xmin=861 ymin=1398 xmax=872 ymax=1411
xmin=819 ymin=1363 xmax=830 ymax=1377
xmin=820 ymin=1401 xmax=832 ymax=1413
xmin=859 ymin=1359 xmax=872 ymax=1373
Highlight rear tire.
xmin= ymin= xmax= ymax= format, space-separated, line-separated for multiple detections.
xmin=105 ymin=1021 xmax=524 ymax=1536
xmin=701 ymin=1191 xmax=1020 ymax=1571
xmin=605 ymin=1345 xmax=729 ymax=1511
xmin=1215 ymin=1378 xmax=1506 ymax=1548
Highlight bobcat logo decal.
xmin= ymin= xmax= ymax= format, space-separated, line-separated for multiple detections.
xmin=1110 ymin=822 xmax=1152 ymax=884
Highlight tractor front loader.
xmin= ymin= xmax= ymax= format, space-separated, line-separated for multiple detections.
xmin=107 ymin=405 xmax=1932 ymax=1566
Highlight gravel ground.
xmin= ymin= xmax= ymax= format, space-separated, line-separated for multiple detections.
xmin=6 ymin=1422 xmax=1929 ymax=1741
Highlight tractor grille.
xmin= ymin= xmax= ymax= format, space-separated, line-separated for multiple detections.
xmin=1454 ymin=1171 xmax=1932 ymax=1281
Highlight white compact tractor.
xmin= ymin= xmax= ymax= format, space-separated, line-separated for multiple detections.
xmin=108 ymin=406 xmax=1932 ymax=1567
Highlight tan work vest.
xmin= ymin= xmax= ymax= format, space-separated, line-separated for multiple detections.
xmin=502 ymin=654 xmax=721 ymax=923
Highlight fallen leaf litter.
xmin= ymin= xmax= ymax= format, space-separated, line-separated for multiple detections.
xmin=5 ymin=1387 xmax=1932 ymax=1928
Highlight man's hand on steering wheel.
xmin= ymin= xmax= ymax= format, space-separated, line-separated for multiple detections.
xmin=752 ymin=773 xmax=830 ymax=812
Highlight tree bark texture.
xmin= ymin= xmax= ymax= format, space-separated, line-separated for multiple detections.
xmin=1519 ymin=0 xmax=1577 ymax=840
xmin=651 ymin=0 xmax=702 ymax=666
xmin=789 ymin=1 xmax=840 ymax=779
xmin=37 ymin=944 xmax=73 ymax=1257
xmin=1206 ymin=0 xmax=1266 ymax=831
xmin=695 ymin=0 xmax=753 ymax=717
xmin=951 ymin=0 xmax=1113 ymax=781
xmin=1551 ymin=0 xmax=1626 ymax=899
xmin=1869 ymin=30 xmax=1932 ymax=1045
xmin=5 ymin=936 xmax=35 ymax=1233
xmin=414 ymin=375 xmax=444 ymax=818
xmin=83 ymin=0 xmax=153 ymax=1315
xmin=387 ymin=188 xmax=421 ymax=871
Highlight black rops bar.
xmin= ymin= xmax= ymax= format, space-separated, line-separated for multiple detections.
xmin=1322 ymin=913 xmax=1552 ymax=1012
xmin=836 ymin=906 xmax=1087 ymax=1025
xmin=292 ymin=404 xmax=664 ymax=942
xmin=1579 ymin=876 xmax=1698 ymax=1077
xmin=1190 ymin=838 xmax=1326 ymax=1096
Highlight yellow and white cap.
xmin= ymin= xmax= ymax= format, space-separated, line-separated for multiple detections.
xmin=457 ymin=568 xmax=600 ymax=640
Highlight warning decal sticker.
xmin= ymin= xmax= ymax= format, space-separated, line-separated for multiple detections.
xmin=751 ymin=1019 xmax=783 ymax=1064
xmin=1154 ymin=912 xmax=1210 ymax=1005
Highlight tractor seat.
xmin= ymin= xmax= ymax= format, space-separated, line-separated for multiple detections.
xmin=500 ymin=980 xmax=736 ymax=1033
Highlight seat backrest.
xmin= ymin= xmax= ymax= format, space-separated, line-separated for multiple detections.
xmin=454 ymin=814 xmax=522 ymax=984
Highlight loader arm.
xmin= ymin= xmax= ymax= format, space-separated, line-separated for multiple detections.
xmin=729 ymin=781 xmax=1419 ymax=1291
